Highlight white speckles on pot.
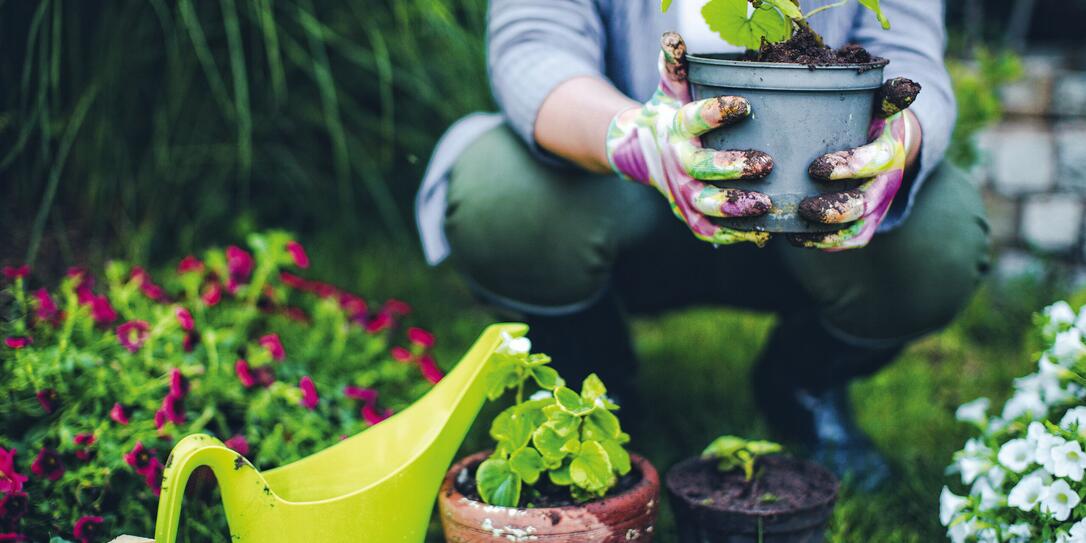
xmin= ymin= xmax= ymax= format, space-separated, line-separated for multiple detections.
xmin=480 ymin=518 xmax=539 ymax=541
xmin=625 ymin=528 xmax=640 ymax=539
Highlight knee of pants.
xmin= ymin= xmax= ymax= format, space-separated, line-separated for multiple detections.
xmin=443 ymin=125 xmax=620 ymax=311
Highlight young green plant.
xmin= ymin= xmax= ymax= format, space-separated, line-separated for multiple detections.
xmin=476 ymin=341 xmax=633 ymax=507
xmin=663 ymin=0 xmax=890 ymax=50
xmin=702 ymin=435 xmax=783 ymax=482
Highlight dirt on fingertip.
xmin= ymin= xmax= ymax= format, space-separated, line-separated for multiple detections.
xmin=745 ymin=27 xmax=887 ymax=68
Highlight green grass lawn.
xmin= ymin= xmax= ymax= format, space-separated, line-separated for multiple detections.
xmin=302 ymin=235 xmax=1062 ymax=543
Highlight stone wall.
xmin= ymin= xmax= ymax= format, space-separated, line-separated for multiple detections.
xmin=972 ymin=49 xmax=1086 ymax=262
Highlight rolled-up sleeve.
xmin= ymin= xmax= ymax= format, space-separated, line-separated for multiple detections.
xmin=852 ymin=0 xmax=956 ymax=228
xmin=488 ymin=0 xmax=606 ymax=153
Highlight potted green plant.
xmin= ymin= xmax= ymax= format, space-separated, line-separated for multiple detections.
xmin=438 ymin=338 xmax=659 ymax=541
xmin=666 ymin=435 xmax=839 ymax=542
xmin=664 ymin=0 xmax=918 ymax=233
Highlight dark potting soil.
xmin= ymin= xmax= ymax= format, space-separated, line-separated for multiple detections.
xmin=453 ymin=459 xmax=642 ymax=509
xmin=669 ymin=455 xmax=836 ymax=515
xmin=746 ymin=27 xmax=886 ymax=68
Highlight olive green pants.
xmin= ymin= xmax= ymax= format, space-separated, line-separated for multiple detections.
xmin=444 ymin=125 xmax=990 ymax=344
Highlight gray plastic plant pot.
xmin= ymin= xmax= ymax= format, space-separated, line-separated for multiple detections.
xmin=687 ymin=53 xmax=888 ymax=234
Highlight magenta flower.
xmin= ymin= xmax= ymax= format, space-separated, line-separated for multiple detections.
xmin=254 ymin=365 xmax=276 ymax=387
xmin=116 ymin=320 xmax=150 ymax=353
xmin=224 ymin=435 xmax=250 ymax=456
xmin=0 ymin=492 xmax=28 ymax=525
xmin=343 ymin=386 xmax=378 ymax=404
xmin=407 ymin=327 xmax=435 ymax=349
xmin=0 ymin=533 xmax=28 ymax=541
xmin=175 ymin=307 xmax=194 ymax=331
xmin=364 ymin=312 xmax=392 ymax=334
xmin=30 ymin=447 xmax=64 ymax=481
xmin=177 ymin=255 xmax=204 ymax=274
xmin=0 ymin=448 xmax=28 ymax=494
xmin=4 ymin=337 xmax=30 ymax=350
xmin=74 ymin=433 xmax=96 ymax=462
xmin=73 ymin=515 xmax=103 ymax=543
xmin=383 ymin=299 xmax=412 ymax=316
xmin=259 ymin=334 xmax=285 ymax=361
xmin=299 ymin=376 xmax=319 ymax=410
xmin=201 ymin=282 xmax=222 ymax=306
xmin=183 ymin=329 xmax=199 ymax=352
xmin=285 ymin=240 xmax=310 ymax=268
xmin=235 ymin=359 xmax=256 ymax=388
xmin=226 ymin=245 xmax=254 ymax=280
xmin=339 ymin=294 xmax=368 ymax=320
xmin=124 ymin=442 xmax=157 ymax=476
xmin=131 ymin=267 xmax=167 ymax=302
xmin=89 ymin=295 xmax=117 ymax=325
xmin=279 ymin=271 xmax=309 ymax=290
xmin=33 ymin=288 xmax=59 ymax=323
xmin=35 ymin=389 xmax=58 ymax=414
xmin=1 ymin=266 xmax=28 ymax=281
xmin=169 ymin=368 xmax=189 ymax=398
xmin=110 ymin=403 xmax=130 ymax=425
xmin=159 ymin=393 xmax=185 ymax=425
xmin=362 ymin=404 xmax=393 ymax=426
xmin=390 ymin=346 xmax=413 ymax=362
xmin=419 ymin=355 xmax=445 ymax=384
xmin=154 ymin=409 xmax=167 ymax=431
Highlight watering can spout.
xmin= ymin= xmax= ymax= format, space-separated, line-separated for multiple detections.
xmin=154 ymin=323 xmax=527 ymax=543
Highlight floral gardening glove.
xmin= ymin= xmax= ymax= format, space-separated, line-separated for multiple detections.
xmin=790 ymin=78 xmax=923 ymax=251
xmin=606 ymin=32 xmax=775 ymax=247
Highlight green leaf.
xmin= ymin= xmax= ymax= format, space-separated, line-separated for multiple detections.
xmin=524 ymin=353 xmax=553 ymax=367
xmin=580 ymin=373 xmax=607 ymax=403
xmin=484 ymin=356 xmax=521 ymax=400
xmin=543 ymin=405 xmax=580 ymax=437
xmin=490 ymin=405 xmax=536 ymax=454
xmin=746 ymin=440 xmax=783 ymax=456
xmin=569 ymin=440 xmax=616 ymax=495
xmin=476 ymin=457 xmax=521 ymax=507
xmin=601 ymin=439 xmax=632 ymax=476
xmin=530 ymin=365 xmax=560 ymax=390
xmin=555 ymin=386 xmax=593 ymax=416
xmin=549 ymin=462 xmax=573 ymax=486
xmin=532 ymin=425 xmax=569 ymax=466
xmin=509 ymin=447 xmax=545 ymax=485
xmin=583 ymin=408 xmax=621 ymax=442
xmin=661 ymin=0 xmax=673 ymax=13
xmin=761 ymin=0 xmax=802 ymax=20
xmin=857 ymin=0 xmax=891 ymax=30
xmin=702 ymin=0 xmax=791 ymax=50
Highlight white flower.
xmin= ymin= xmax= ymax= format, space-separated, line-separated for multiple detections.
xmin=1050 ymin=440 xmax=1086 ymax=481
xmin=1052 ymin=328 xmax=1086 ymax=365
xmin=1042 ymin=479 xmax=1081 ymax=521
xmin=1062 ymin=406 xmax=1086 ymax=432
xmin=1040 ymin=357 xmax=1077 ymax=403
xmin=1069 ymin=518 xmax=1086 ymax=542
xmin=1076 ymin=304 xmax=1086 ymax=333
xmin=1030 ymin=421 xmax=1067 ymax=467
xmin=498 ymin=331 xmax=531 ymax=355
xmin=958 ymin=439 xmax=994 ymax=485
xmin=956 ymin=397 xmax=990 ymax=426
xmin=1007 ymin=471 xmax=1048 ymax=512
xmin=1006 ymin=523 xmax=1032 ymax=543
xmin=947 ymin=518 xmax=976 ymax=543
xmin=1049 ymin=301 xmax=1077 ymax=327
xmin=987 ymin=465 xmax=1007 ymax=488
xmin=528 ymin=389 xmax=553 ymax=401
xmin=940 ymin=486 xmax=967 ymax=526
xmin=998 ymin=438 xmax=1035 ymax=473
xmin=970 ymin=476 xmax=1001 ymax=511
xmin=1002 ymin=389 xmax=1047 ymax=421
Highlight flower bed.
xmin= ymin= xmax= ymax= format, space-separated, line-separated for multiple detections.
xmin=943 ymin=301 xmax=1086 ymax=542
xmin=0 ymin=232 xmax=442 ymax=541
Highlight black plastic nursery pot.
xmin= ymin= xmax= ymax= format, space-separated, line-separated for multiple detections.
xmin=686 ymin=53 xmax=888 ymax=234
xmin=666 ymin=455 xmax=839 ymax=543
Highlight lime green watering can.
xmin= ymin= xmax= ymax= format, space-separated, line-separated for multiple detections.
xmin=153 ymin=323 xmax=526 ymax=543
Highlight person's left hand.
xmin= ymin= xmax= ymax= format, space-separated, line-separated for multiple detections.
xmin=789 ymin=78 xmax=922 ymax=251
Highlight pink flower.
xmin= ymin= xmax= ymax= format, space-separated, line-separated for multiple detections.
xmin=175 ymin=307 xmax=194 ymax=331
xmin=418 ymin=355 xmax=444 ymax=384
xmin=90 ymin=295 xmax=117 ymax=325
xmin=224 ymin=435 xmax=250 ymax=456
xmin=74 ymin=433 xmax=96 ymax=462
xmin=364 ymin=312 xmax=392 ymax=334
xmin=390 ymin=346 xmax=413 ymax=362
xmin=286 ymin=240 xmax=310 ymax=269
xmin=30 ymin=447 xmax=64 ymax=481
xmin=299 ymin=376 xmax=319 ymax=410
xmin=201 ymin=282 xmax=222 ymax=306
xmin=183 ymin=330 xmax=199 ymax=352
xmin=177 ymin=255 xmax=204 ymax=274
xmin=124 ymin=442 xmax=157 ymax=476
xmin=1 ymin=266 xmax=28 ymax=281
xmin=226 ymin=245 xmax=254 ymax=281
xmin=343 ymin=386 xmax=378 ymax=404
xmin=73 ymin=515 xmax=103 ymax=543
xmin=33 ymin=288 xmax=59 ymax=323
xmin=407 ymin=327 xmax=435 ymax=349
xmin=159 ymin=393 xmax=185 ymax=425
xmin=383 ymin=299 xmax=412 ymax=316
xmin=4 ymin=337 xmax=30 ymax=349
xmin=279 ymin=271 xmax=310 ymax=290
xmin=116 ymin=320 xmax=150 ymax=353
xmin=154 ymin=409 xmax=167 ymax=431
xmin=0 ymin=534 xmax=28 ymax=542
xmin=254 ymin=365 xmax=276 ymax=387
xmin=259 ymin=334 xmax=285 ymax=361
xmin=35 ymin=389 xmax=58 ymax=414
xmin=339 ymin=294 xmax=367 ymax=320
xmin=235 ymin=359 xmax=256 ymax=388
xmin=0 ymin=448 xmax=28 ymax=494
xmin=0 ymin=492 xmax=28 ymax=524
xmin=110 ymin=403 xmax=130 ymax=425
xmin=169 ymin=368 xmax=189 ymax=398
xmin=362 ymin=404 xmax=393 ymax=426
xmin=131 ymin=267 xmax=167 ymax=302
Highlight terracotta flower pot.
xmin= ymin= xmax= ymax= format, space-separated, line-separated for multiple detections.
xmin=666 ymin=455 xmax=838 ymax=543
xmin=439 ymin=450 xmax=660 ymax=542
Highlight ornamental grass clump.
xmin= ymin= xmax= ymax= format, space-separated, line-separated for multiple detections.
xmin=943 ymin=301 xmax=1086 ymax=542
xmin=0 ymin=231 xmax=441 ymax=541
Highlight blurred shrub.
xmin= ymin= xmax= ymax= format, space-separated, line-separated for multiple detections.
xmin=0 ymin=0 xmax=489 ymax=265
xmin=946 ymin=48 xmax=1023 ymax=169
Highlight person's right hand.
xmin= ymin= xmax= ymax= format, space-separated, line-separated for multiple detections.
xmin=605 ymin=32 xmax=774 ymax=246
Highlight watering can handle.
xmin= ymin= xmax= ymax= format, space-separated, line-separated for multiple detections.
xmin=154 ymin=434 xmax=246 ymax=543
